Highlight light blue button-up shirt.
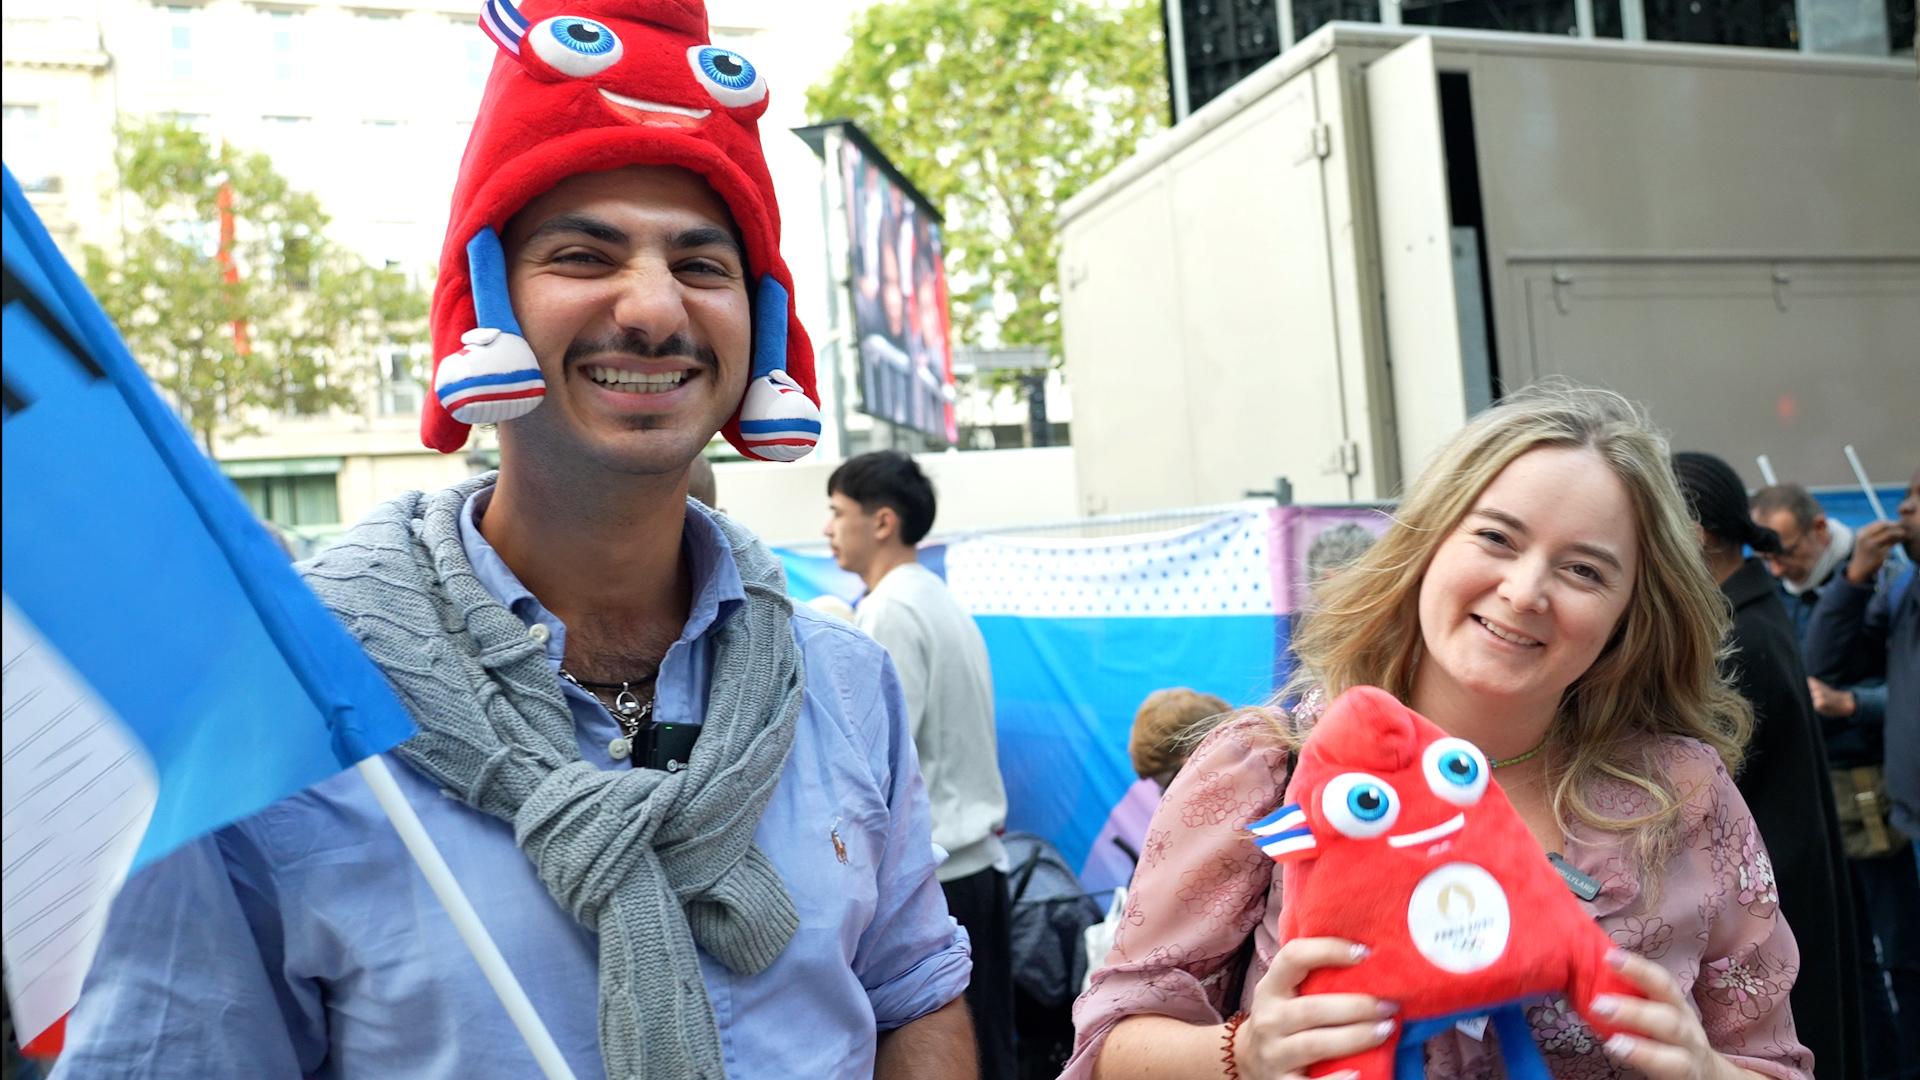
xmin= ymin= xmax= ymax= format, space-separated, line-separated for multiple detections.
xmin=54 ymin=490 xmax=970 ymax=1080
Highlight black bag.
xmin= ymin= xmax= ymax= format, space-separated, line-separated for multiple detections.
xmin=1002 ymin=831 xmax=1106 ymax=1008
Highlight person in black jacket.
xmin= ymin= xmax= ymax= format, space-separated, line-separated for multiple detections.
xmin=1806 ymin=469 xmax=1920 ymax=1080
xmin=1675 ymin=451 xmax=1862 ymax=1080
xmin=1807 ymin=469 xmax=1920 ymax=839
xmin=1764 ymin=476 xmax=1920 ymax=1080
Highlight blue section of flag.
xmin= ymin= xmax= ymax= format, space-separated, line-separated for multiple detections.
xmin=1813 ymin=488 xmax=1905 ymax=535
xmin=779 ymin=549 xmax=865 ymax=606
xmin=1 ymin=167 xmax=416 ymax=869
xmin=978 ymin=613 xmax=1282 ymax=870
xmin=777 ymin=545 xmax=947 ymax=609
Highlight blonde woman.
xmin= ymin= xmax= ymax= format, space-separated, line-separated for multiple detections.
xmin=1065 ymin=388 xmax=1811 ymax=1080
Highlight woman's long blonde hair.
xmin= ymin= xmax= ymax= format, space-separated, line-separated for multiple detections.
xmin=1278 ymin=385 xmax=1752 ymax=868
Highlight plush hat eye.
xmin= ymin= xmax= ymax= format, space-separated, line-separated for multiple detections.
xmin=686 ymin=45 xmax=767 ymax=107
xmin=529 ymin=17 xmax=622 ymax=78
xmin=1423 ymin=738 xmax=1491 ymax=806
xmin=1321 ymin=773 xmax=1400 ymax=839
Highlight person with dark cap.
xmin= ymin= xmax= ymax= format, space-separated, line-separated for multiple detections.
xmin=1674 ymin=450 xmax=1862 ymax=1080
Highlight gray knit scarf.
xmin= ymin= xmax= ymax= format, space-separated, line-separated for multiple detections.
xmin=301 ymin=474 xmax=801 ymax=1080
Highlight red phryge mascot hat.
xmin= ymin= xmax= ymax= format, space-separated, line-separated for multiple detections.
xmin=1246 ymin=687 xmax=1643 ymax=1079
xmin=424 ymin=0 xmax=821 ymax=462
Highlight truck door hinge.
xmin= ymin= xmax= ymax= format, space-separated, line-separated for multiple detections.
xmin=1323 ymin=440 xmax=1361 ymax=478
xmin=1294 ymin=123 xmax=1333 ymax=165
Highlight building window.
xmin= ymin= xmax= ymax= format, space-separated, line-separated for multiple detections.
xmin=259 ymin=114 xmax=315 ymax=186
xmin=166 ymin=5 xmax=195 ymax=79
xmin=232 ymin=472 xmax=341 ymax=527
xmin=379 ymin=347 xmax=423 ymax=417
xmin=463 ymin=27 xmax=491 ymax=87
xmin=268 ymin=9 xmax=297 ymax=81
xmin=1 ymin=104 xmax=58 ymax=193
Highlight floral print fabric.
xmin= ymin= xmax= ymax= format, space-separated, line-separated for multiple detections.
xmin=1062 ymin=715 xmax=1813 ymax=1080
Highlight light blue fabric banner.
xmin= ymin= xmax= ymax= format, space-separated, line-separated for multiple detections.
xmin=946 ymin=513 xmax=1284 ymax=870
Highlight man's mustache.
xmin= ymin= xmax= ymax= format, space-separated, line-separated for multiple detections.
xmin=564 ymin=329 xmax=719 ymax=371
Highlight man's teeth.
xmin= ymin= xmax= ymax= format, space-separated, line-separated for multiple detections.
xmin=1476 ymin=615 xmax=1541 ymax=646
xmin=582 ymin=365 xmax=689 ymax=392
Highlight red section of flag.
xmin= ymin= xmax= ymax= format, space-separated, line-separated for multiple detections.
xmin=217 ymin=182 xmax=250 ymax=356
xmin=20 ymin=1012 xmax=66 ymax=1057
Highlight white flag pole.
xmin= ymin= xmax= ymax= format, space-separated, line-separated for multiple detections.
xmin=356 ymin=755 xmax=580 ymax=1080
xmin=1844 ymin=444 xmax=1913 ymax=573
xmin=1756 ymin=455 xmax=1778 ymax=487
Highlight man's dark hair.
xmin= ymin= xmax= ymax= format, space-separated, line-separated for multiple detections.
xmin=1750 ymin=483 xmax=1822 ymax=531
xmin=827 ymin=451 xmax=936 ymax=545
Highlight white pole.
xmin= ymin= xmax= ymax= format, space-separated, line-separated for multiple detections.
xmin=1620 ymin=0 xmax=1647 ymax=39
xmin=1846 ymin=445 xmax=1893 ymax=521
xmin=1166 ymin=0 xmax=1192 ymax=122
xmin=1757 ymin=455 xmax=1778 ymax=486
xmin=1574 ymin=0 xmax=1596 ymax=37
xmin=356 ymin=756 xmax=580 ymax=1080
xmin=1844 ymin=444 xmax=1913 ymax=572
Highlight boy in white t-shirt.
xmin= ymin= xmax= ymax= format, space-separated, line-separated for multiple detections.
xmin=824 ymin=450 xmax=1014 ymax=1080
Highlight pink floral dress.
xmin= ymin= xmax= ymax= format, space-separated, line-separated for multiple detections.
xmin=1062 ymin=715 xmax=1813 ymax=1080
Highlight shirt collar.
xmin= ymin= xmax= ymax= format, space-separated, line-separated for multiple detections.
xmin=456 ymin=484 xmax=747 ymax=660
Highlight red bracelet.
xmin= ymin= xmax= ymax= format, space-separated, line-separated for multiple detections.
xmin=1221 ymin=1010 xmax=1250 ymax=1080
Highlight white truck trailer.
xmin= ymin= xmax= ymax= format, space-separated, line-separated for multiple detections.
xmin=1057 ymin=23 xmax=1919 ymax=512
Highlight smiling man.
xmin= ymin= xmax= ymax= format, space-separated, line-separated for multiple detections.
xmin=50 ymin=3 xmax=974 ymax=1079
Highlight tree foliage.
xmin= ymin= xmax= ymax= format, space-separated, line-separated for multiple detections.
xmin=83 ymin=117 xmax=426 ymax=456
xmin=807 ymin=0 xmax=1165 ymax=361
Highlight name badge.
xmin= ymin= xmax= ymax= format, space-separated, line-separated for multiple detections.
xmin=1548 ymin=852 xmax=1602 ymax=901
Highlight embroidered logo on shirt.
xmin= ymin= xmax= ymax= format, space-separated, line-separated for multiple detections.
xmin=831 ymin=817 xmax=849 ymax=864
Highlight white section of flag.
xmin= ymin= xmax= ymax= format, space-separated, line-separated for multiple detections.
xmin=2 ymin=595 xmax=157 ymax=1047
xmin=946 ymin=510 xmax=1274 ymax=618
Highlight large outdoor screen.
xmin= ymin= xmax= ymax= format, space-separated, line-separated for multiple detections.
xmin=839 ymin=136 xmax=957 ymax=442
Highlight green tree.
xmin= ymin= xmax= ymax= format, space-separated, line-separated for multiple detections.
xmin=807 ymin=0 xmax=1165 ymax=362
xmin=83 ymin=117 xmax=427 ymax=457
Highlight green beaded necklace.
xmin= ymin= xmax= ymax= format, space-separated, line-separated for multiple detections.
xmin=1491 ymin=740 xmax=1547 ymax=769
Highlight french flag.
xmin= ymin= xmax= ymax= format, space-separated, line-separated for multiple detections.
xmin=1 ymin=168 xmax=415 ymax=1056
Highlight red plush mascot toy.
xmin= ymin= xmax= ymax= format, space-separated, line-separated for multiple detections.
xmin=1246 ymin=686 xmax=1643 ymax=1079
xmin=423 ymin=0 xmax=821 ymax=462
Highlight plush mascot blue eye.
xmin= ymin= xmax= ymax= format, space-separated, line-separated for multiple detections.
xmin=686 ymin=45 xmax=767 ymax=107
xmin=1423 ymin=737 xmax=1492 ymax=806
xmin=530 ymin=16 xmax=622 ymax=77
xmin=1321 ymin=773 xmax=1401 ymax=838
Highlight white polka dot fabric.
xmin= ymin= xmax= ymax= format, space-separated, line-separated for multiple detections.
xmin=946 ymin=511 xmax=1274 ymax=618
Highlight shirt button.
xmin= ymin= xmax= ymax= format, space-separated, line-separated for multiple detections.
xmin=609 ymin=737 xmax=632 ymax=760
xmin=527 ymin=623 xmax=550 ymax=644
